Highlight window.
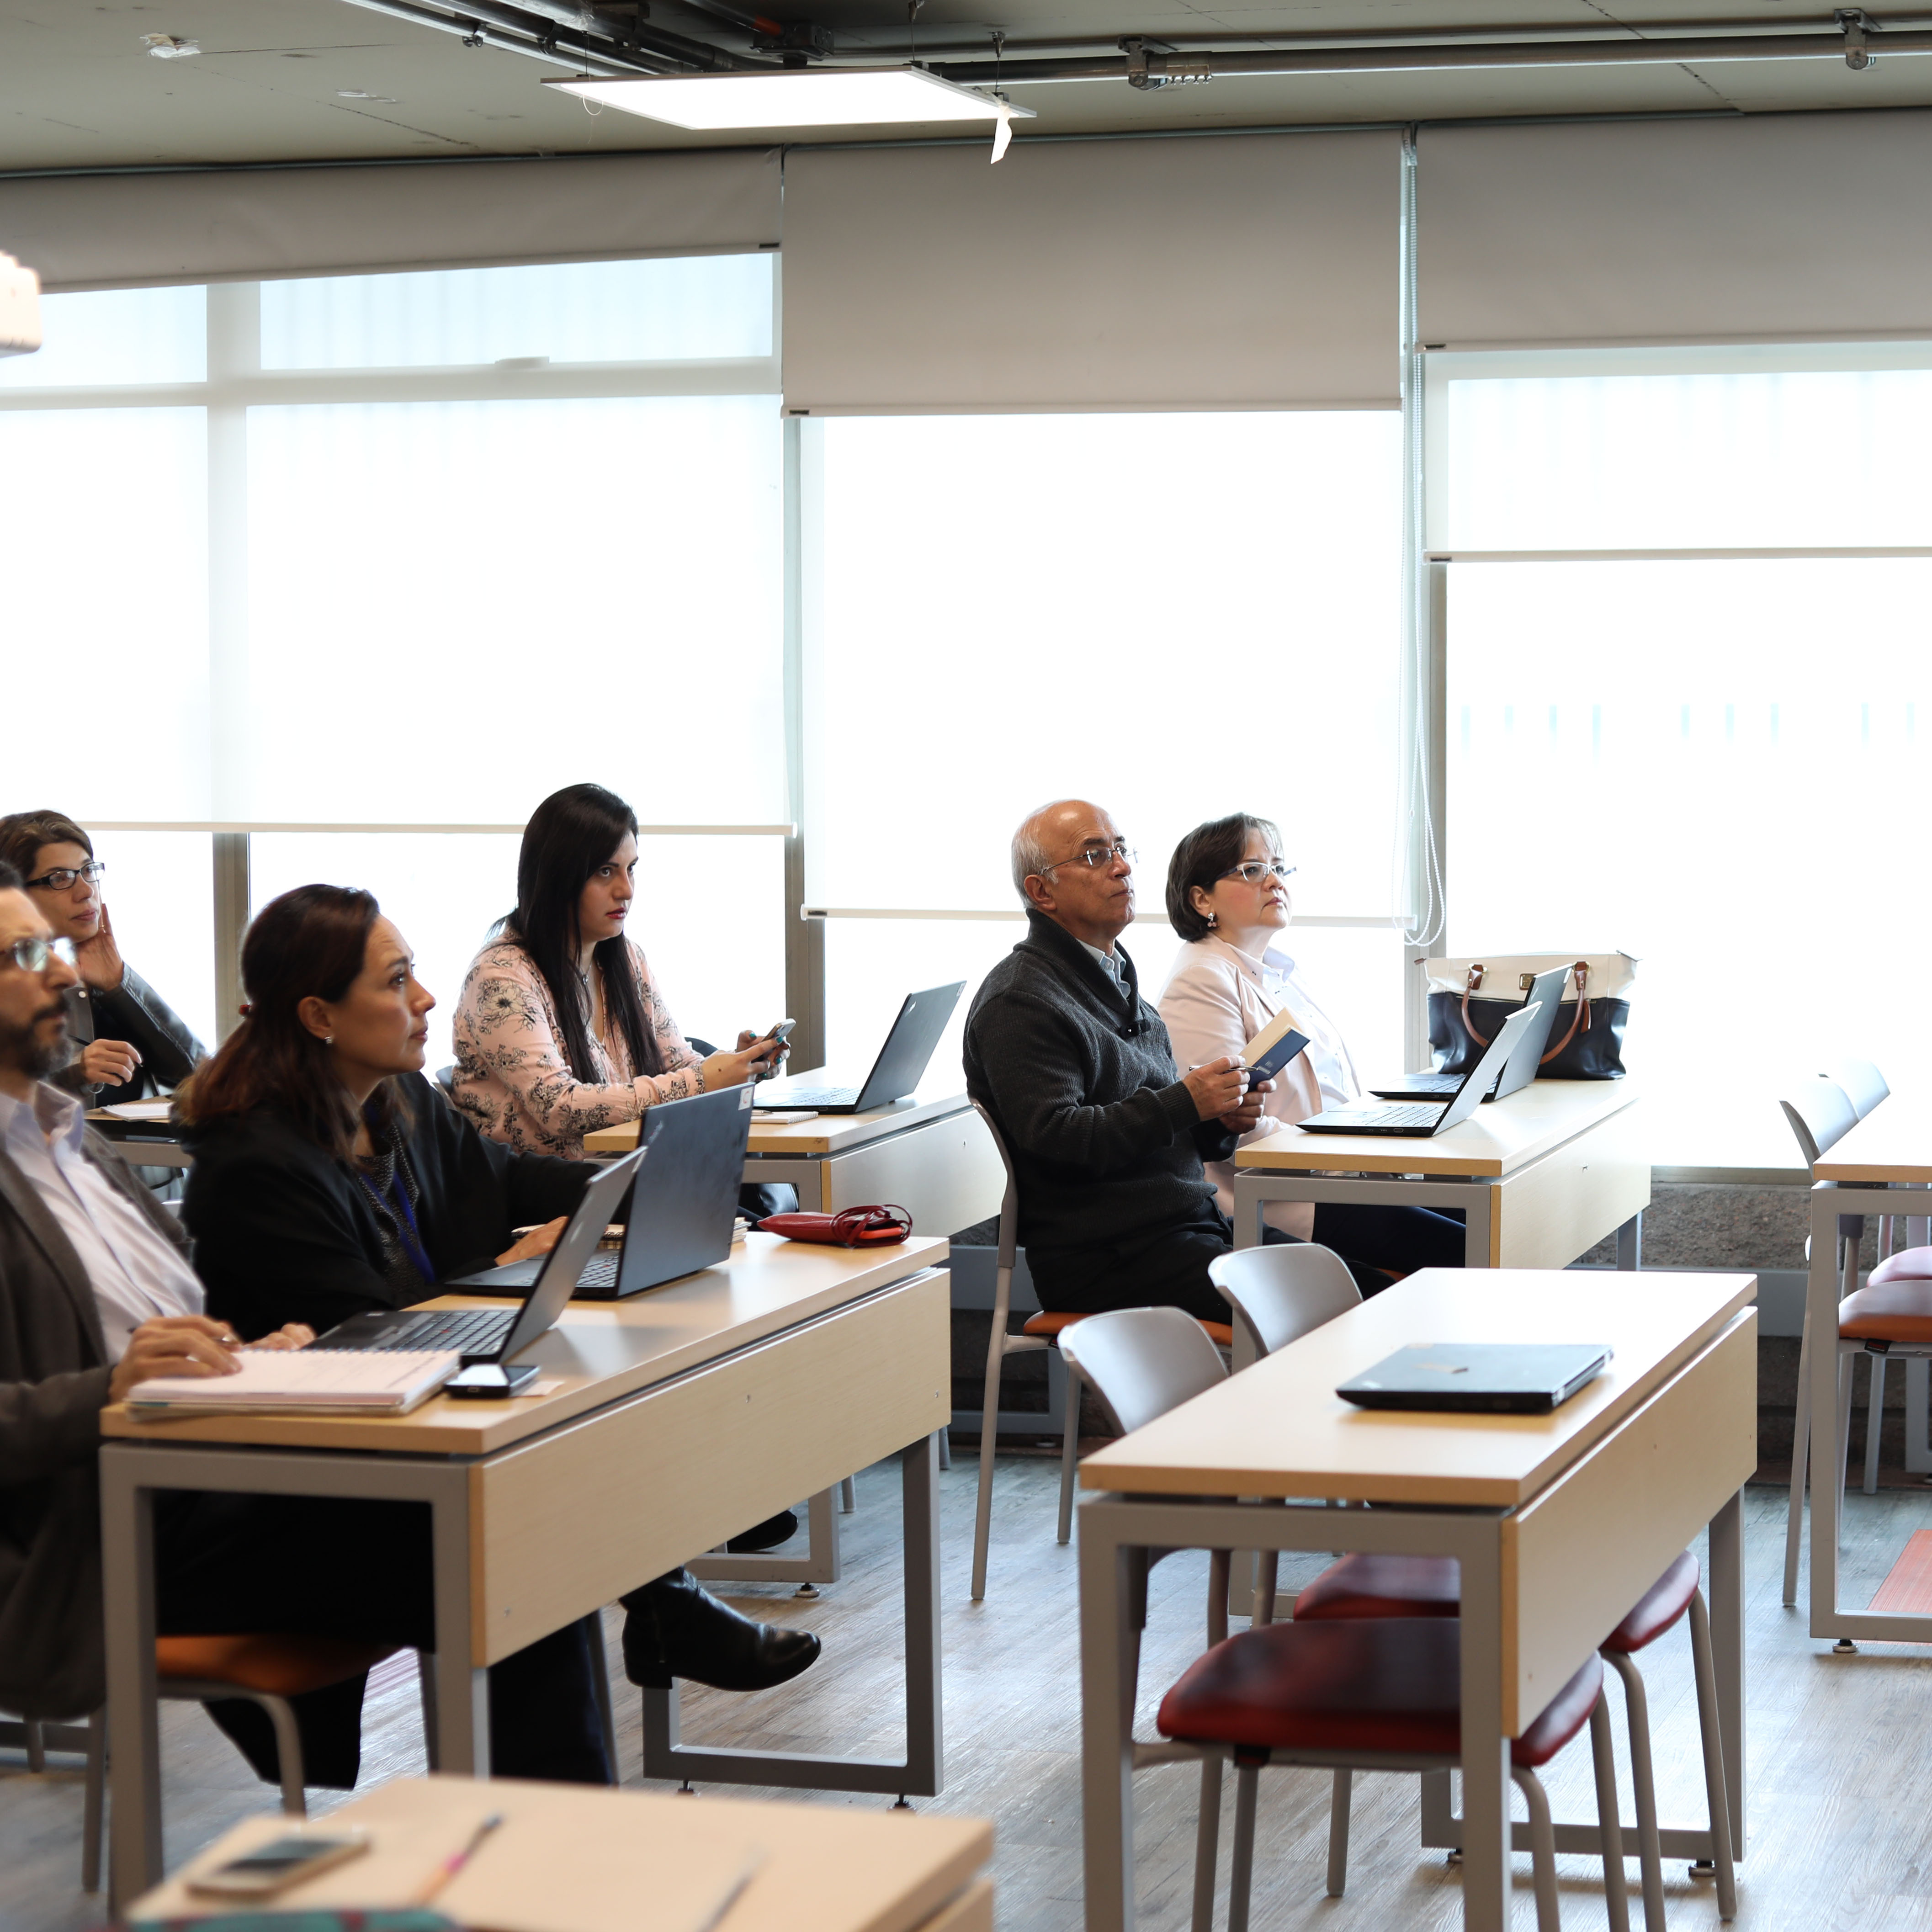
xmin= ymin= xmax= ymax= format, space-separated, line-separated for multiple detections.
xmin=812 ymin=410 xmax=1408 ymax=1078
xmin=1433 ymin=348 xmax=1932 ymax=1152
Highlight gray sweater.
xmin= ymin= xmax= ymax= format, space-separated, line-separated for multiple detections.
xmin=963 ymin=912 xmax=1237 ymax=1261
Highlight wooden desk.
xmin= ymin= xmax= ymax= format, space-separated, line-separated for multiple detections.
xmin=127 ymin=1775 xmax=993 ymax=1932
xmin=1804 ymin=1099 xmax=1932 ymax=1639
xmin=585 ymin=1083 xmax=1004 ymax=1239
xmin=1076 ymin=1268 xmax=1755 ymax=1932
xmin=100 ymin=1235 xmax=951 ymax=1904
xmin=1231 ymin=1080 xmax=1649 ymax=1271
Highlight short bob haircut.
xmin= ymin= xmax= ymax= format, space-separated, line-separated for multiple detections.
xmin=0 ymin=810 xmax=92 ymax=883
xmin=1164 ymin=813 xmax=1285 ymax=943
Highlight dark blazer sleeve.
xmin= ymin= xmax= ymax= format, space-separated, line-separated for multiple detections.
xmin=969 ymin=993 xmax=1205 ymax=1179
xmin=0 ymin=1367 xmax=111 ymax=1485
xmin=414 ymin=1087 xmax=590 ymax=1280
xmin=93 ymin=966 xmax=205 ymax=1089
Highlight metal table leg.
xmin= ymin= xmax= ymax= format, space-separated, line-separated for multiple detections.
xmin=100 ymin=1452 xmax=160 ymax=1909
xmin=1457 ymin=1516 xmax=1511 ymax=1932
xmin=641 ymin=1434 xmax=943 ymax=1797
xmin=1616 ymin=1213 xmax=1643 ymax=1271
xmin=1078 ymin=1505 xmax=1140 ymax=1932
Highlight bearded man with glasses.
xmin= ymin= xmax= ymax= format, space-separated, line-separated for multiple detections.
xmin=0 ymin=809 xmax=205 ymax=1109
xmin=963 ymin=799 xmax=1276 ymax=1323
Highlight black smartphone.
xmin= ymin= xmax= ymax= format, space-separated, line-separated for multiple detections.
xmin=189 ymin=1830 xmax=371 ymax=1898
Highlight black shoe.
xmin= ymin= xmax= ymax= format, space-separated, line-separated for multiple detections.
xmin=620 ymin=1567 xmax=821 ymax=1692
xmin=726 ymin=1509 xmax=799 ymax=1553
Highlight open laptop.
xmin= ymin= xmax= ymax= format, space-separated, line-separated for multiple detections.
xmin=559 ymin=1085 xmax=754 ymax=1299
xmin=1368 ymin=963 xmax=1572 ymax=1103
xmin=753 ymin=982 xmax=966 ymax=1114
xmin=1337 ymin=1341 xmax=1613 ymax=1414
xmin=1294 ymin=1001 xmax=1545 ymax=1138
xmin=316 ymin=1147 xmax=645 ymax=1388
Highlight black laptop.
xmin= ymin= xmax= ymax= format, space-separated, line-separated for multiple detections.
xmin=567 ymin=1085 xmax=754 ymax=1299
xmin=317 ymin=1148 xmax=645 ymax=1389
xmin=1294 ymin=1001 xmax=1545 ymax=1138
xmin=1337 ymin=1341 xmax=1613 ymax=1414
xmin=753 ymin=982 xmax=966 ymax=1114
xmin=1369 ymin=963 xmax=1572 ymax=1103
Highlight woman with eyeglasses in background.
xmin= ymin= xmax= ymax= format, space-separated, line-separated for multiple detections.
xmin=0 ymin=810 xmax=206 ymax=1107
xmin=1158 ymin=812 xmax=1464 ymax=1290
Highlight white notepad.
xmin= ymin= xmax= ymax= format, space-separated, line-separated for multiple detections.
xmin=125 ymin=1348 xmax=459 ymax=1415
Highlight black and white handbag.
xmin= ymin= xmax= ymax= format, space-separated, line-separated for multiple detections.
xmin=1423 ymin=952 xmax=1637 ymax=1081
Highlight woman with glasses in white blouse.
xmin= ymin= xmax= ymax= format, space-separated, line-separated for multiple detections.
xmin=1157 ymin=812 xmax=1464 ymax=1290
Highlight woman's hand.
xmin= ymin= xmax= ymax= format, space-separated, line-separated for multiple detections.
xmin=74 ymin=902 xmax=127 ymax=993
xmin=109 ymin=1315 xmax=242 ymax=1402
xmin=701 ymin=1035 xmax=786 ymax=1090
xmin=81 ymin=1038 xmax=142 ymax=1089
xmin=496 ymin=1217 xmax=567 ymax=1268
xmin=241 ymin=1323 xmax=315 ymax=1352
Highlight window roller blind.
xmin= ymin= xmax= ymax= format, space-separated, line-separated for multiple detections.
xmin=1418 ymin=111 xmax=1932 ymax=350
xmin=0 ymin=149 xmax=781 ymax=292
xmin=782 ymin=132 xmax=1402 ymax=413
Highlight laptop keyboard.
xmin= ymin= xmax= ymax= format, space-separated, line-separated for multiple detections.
xmin=760 ymin=1087 xmax=859 ymax=1107
xmin=578 ymin=1252 xmax=620 ymax=1288
xmin=1320 ymin=1102 xmax=1447 ymax=1128
xmin=358 ymin=1308 xmax=515 ymax=1355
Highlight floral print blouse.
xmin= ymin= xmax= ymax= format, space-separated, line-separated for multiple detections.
xmin=451 ymin=938 xmax=702 ymax=1159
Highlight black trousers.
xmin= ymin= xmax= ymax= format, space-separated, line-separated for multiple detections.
xmin=156 ymin=1492 xmax=610 ymax=1790
xmin=1027 ymin=1202 xmax=1466 ymax=1323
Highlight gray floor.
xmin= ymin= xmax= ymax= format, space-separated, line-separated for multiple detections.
xmin=5 ymin=1459 xmax=1932 ymax=1932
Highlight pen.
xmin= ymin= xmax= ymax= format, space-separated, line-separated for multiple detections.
xmin=410 ymin=1811 xmax=504 ymax=1905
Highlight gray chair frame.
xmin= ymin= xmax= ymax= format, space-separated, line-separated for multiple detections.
xmin=969 ymin=1102 xmax=1081 ymax=1601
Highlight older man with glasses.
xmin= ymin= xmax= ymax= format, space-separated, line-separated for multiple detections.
xmin=962 ymin=799 xmax=1275 ymax=1323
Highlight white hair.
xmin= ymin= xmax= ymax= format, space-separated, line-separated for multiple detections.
xmin=1010 ymin=803 xmax=1062 ymax=902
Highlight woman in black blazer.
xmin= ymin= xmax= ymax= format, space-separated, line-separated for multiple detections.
xmin=181 ymin=884 xmax=819 ymax=1699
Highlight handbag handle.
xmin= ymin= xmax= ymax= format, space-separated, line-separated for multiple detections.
xmin=828 ymin=1203 xmax=912 ymax=1246
xmin=1460 ymin=960 xmax=1593 ymax=1062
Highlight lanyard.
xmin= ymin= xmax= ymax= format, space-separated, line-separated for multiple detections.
xmin=358 ymin=1155 xmax=436 ymax=1285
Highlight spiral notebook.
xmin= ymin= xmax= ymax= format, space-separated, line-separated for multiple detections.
xmin=124 ymin=1348 xmax=459 ymax=1416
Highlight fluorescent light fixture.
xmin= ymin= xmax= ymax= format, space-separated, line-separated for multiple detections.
xmin=545 ymin=66 xmax=1035 ymax=131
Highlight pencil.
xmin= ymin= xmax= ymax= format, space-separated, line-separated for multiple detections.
xmin=410 ymin=1811 xmax=504 ymax=1906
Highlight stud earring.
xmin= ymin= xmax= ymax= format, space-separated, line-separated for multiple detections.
xmin=324 ymin=1035 xmax=334 ymax=1046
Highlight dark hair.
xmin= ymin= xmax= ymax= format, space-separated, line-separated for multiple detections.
xmin=1165 ymin=813 xmax=1284 ymax=942
xmin=0 ymin=861 xmax=21 ymax=892
xmin=499 ymin=784 xmax=661 ymax=1084
xmin=182 ymin=884 xmax=399 ymax=1160
xmin=0 ymin=810 xmax=92 ymax=881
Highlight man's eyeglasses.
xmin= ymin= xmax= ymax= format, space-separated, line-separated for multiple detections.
xmin=1218 ymin=860 xmax=1297 ymax=887
xmin=1040 ymin=841 xmax=1136 ymax=876
xmin=3 ymin=936 xmax=76 ymax=973
xmin=24 ymin=861 xmax=105 ymax=892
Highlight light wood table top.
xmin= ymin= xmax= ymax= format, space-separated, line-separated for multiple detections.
xmin=101 ymin=1232 xmax=947 ymax=1456
xmin=127 ymin=1775 xmax=993 ymax=1932
xmin=584 ymin=1084 xmax=971 ymax=1159
xmin=1812 ymin=1097 xmax=1932 ymax=1184
xmin=1233 ymin=1079 xmax=1638 ymax=1178
xmin=1079 ymin=1267 xmax=1754 ymax=1507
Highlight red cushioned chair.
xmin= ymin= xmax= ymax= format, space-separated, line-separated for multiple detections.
xmin=967 ymin=1102 xmax=1232 ymax=1600
xmin=1293 ymin=1549 xmax=1737 ymax=1926
xmin=1157 ymin=1616 xmax=1630 ymax=1932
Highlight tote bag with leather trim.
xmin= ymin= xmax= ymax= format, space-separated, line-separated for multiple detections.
xmin=1423 ymin=952 xmax=1637 ymax=1081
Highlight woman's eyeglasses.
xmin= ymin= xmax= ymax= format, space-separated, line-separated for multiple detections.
xmin=24 ymin=861 xmax=106 ymax=892
xmin=3 ymin=936 xmax=76 ymax=973
xmin=1040 ymin=840 xmax=1136 ymax=875
xmin=1218 ymin=861 xmax=1297 ymax=887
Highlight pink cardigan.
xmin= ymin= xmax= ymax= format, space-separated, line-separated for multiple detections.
xmin=1157 ymin=935 xmax=1353 ymax=1241
xmin=451 ymin=938 xmax=702 ymax=1159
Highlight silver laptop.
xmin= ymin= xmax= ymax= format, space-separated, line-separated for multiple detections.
xmin=1295 ymin=1003 xmax=1544 ymax=1138
xmin=753 ymin=982 xmax=965 ymax=1114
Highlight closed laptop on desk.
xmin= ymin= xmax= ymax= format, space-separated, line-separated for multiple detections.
xmin=1337 ymin=1341 xmax=1613 ymax=1414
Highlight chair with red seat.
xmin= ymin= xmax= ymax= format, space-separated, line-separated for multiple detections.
xmin=1157 ymin=1615 xmax=1631 ymax=1932
xmin=1292 ymin=1547 xmax=1736 ymax=1926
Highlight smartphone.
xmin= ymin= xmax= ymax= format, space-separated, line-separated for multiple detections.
xmin=750 ymin=1019 xmax=795 ymax=1083
xmin=189 ymin=1830 xmax=371 ymax=1898
xmin=762 ymin=1019 xmax=796 ymax=1045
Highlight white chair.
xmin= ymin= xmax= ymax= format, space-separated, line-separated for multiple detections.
xmin=1055 ymin=1308 xmax=1236 ymax=1932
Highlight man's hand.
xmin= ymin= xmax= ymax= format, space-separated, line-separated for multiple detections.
xmin=496 ymin=1216 xmax=567 ymax=1268
xmin=81 ymin=1038 xmax=141 ymax=1089
xmin=241 ymin=1323 xmax=315 ymax=1352
xmin=1183 ymin=1056 xmax=1250 ymax=1123
xmin=109 ymin=1315 xmax=242 ymax=1402
xmin=1219 ymin=1077 xmax=1272 ymax=1136
xmin=74 ymin=902 xmax=127 ymax=993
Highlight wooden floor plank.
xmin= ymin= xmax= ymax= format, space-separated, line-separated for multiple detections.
xmin=6 ymin=1463 xmax=1932 ymax=1931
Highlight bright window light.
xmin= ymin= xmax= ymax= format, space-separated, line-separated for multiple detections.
xmin=547 ymin=67 xmax=1028 ymax=130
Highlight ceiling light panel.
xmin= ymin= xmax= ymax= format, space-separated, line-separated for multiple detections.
xmin=545 ymin=67 xmax=1030 ymax=130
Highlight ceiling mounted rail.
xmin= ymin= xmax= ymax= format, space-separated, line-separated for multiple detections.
xmin=338 ymin=0 xmax=783 ymax=74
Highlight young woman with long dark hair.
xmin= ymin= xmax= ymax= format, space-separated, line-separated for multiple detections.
xmin=180 ymin=884 xmax=822 ymax=1706
xmin=452 ymin=784 xmax=786 ymax=1160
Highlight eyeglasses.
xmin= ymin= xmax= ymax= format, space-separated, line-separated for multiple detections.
xmin=3 ymin=936 xmax=76 ymax=973
xmin=1218 ymin=860 xmax=1297 ymax=887
xmin=1040 ymin=840 xmax=1136 ymax=875
xmin=24 ymin=861 xmax=106 ymax=892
